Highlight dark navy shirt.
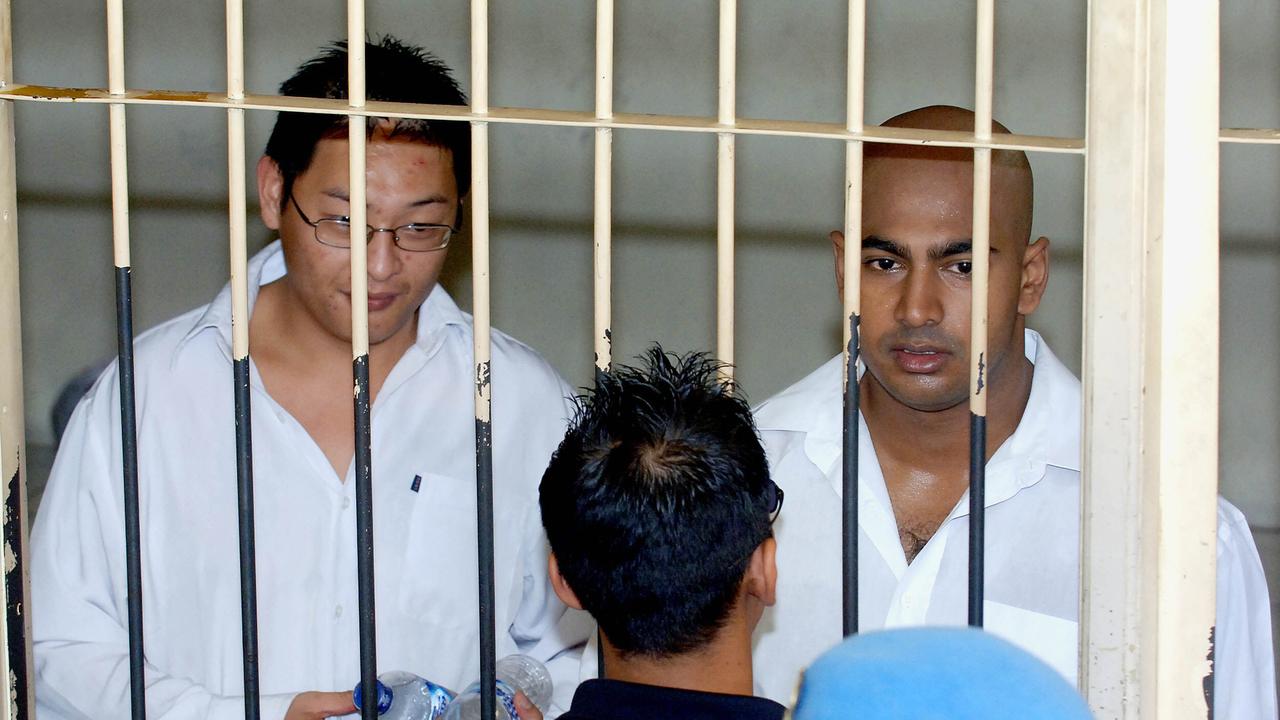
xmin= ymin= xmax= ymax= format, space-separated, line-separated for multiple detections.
xmin=559 ymin=679 xmax=787 ymax=720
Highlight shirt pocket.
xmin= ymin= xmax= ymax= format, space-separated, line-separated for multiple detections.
xmin=395 ymin=471 xmax=519 ymax=631
xmin=984 ymin=600 xmax=1080 ymax=686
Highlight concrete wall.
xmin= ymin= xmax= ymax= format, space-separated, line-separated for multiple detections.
xmin=12 ymin=1 xmax=1278 ymax=530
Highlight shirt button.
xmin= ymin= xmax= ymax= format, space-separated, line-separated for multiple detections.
xmin=335 ymin=605 xmax=344 ymax=618
xmin=342 ymin=497 xmax=351 ymax=509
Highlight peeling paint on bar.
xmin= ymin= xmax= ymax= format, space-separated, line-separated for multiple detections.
xmin=4 ymin=467 xmax=25 ymax=720
xmin=976 ymin=352 xmax=985 ymax=395
xmin=1204 ymin=625 xmax=1215 ymax=718
xmin=842 ymin=311 xmax=860 ymax=636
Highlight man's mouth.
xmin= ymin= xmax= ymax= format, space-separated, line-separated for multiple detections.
xmin=891 ymin=346 xmax=949 ymax=373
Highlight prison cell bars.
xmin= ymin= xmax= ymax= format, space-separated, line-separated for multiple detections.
xmin=470 ymin=3 xmax=500 ymax=719
xmin=3 ymin=4 xmax=1264 ymax=720
xmin=105 ymin=0 xmax=149 ymax=717
xmin=224 ymin=0 xmax=263 ymax=716
xmin=0 ymin=0 xmax=31 ymax=715
xmin=841 ymin=0 xmax=866 ymax=638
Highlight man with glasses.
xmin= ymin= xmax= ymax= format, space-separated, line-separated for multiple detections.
xmin=539 ymin=347 xmax=786 ymax=720
xmin=32 ymin=37 xmax=585 ymax=719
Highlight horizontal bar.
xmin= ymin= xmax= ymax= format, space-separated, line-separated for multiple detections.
xmin=1220 ymin=128 xmax=1280 ymax=144
xmin=0 ymin=85 xmax=1087 ymax=154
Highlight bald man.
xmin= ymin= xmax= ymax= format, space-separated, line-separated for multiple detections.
xmin=749 ymin=105 xmax=1275 ymax=717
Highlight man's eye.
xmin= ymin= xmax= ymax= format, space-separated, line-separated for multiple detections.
xmin=868 ymin=258 xmax=897 ymax=271
xmin=954 ymin=261 xmax=973 ymax=275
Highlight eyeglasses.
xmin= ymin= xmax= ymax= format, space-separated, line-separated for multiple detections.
xmin=289 ymin=192 xmax=456 ymax=252
xmin=766 ymin=480 xmax=785 ymax=524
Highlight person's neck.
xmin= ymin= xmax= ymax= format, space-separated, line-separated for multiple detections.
xmin=601 ymin=614 xmax=755 ymax=697
xmin=861 ymin=339 xmax=1036 ymax=467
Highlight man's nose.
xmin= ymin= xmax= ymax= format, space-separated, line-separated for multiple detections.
xmin=895 ymin=269 xmax=945 ymax=328
xmin=365 ymin=228 xmax=403 ymax=282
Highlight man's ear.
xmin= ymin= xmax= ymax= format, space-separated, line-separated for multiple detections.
xmin=548 ymin=553 xmax=584 ymax=611
xmin=257 ymin=156 xmax=285 ymax=231
xmin=831 ymin=230 xmax=847 ymax=304
xmin=745 ymin=537 xmax=778 ymax=607
xmin=1018 ymin=236 xmax=1051 ymax=316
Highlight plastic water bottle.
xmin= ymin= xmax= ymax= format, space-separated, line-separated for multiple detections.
xmin=442 ymin=655 xmax=553 ymax=720
xmin=352 ymin=671 xmax=456 ymax=720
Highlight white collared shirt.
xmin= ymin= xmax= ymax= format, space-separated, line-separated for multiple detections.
xmin=749 ymin=330 xmax=1276 ymax=719
xmin=32 ymin=242 xmax=592 ymax=719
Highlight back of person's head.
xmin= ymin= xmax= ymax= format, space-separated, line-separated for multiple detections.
xmin=540 ymin=346 xmax=777 ymax=658
xmin=791 ymin=627 xmax=1093 ymax=719
xmin=264 ymin=35 xmax=471 ymax=207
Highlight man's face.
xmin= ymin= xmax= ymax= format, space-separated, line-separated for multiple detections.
xmin=845 ymin=154 xmax=1044 ymax=413
xmin=260 ymin=132 xmax=458 ymax=347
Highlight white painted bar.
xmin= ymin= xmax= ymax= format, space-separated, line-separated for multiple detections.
xmin=1082 ymin=1 xmax=1221 ymax=716
xmin=0 ymin=0 xmax=30 ymax=714
xmin=716 ymin=0 xmax=735 ymax=373
xmin=593 ymin=0 xmax=613 ymax=371
xmin=471 ymin=0 xmax=491 ymax=422
xmin=347 ymin=1 xmax=369 ymax=359
xmin=226 ymin=0 xmax=248 ymax=359
xmin=969 ymin=0 xmax=994 ymax=416
xmin=1148 ymin=0 xmax=1219 ymax=713
xmin=843 ymin=0 xmax=865 ymax=382
xmin=105 ymin=0 xmax=130 ymax=268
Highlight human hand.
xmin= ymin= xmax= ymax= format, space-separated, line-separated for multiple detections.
xmin=514 ymin=690 xmax=544 ymax=720
xmin=284 ymin=690 xmax=358 ymax=720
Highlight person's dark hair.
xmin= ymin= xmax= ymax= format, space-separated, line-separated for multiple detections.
xmin=264 ymin=36 xmax=470 ymax=209
xmin=540 ymin=346 xmax=775 ymax=658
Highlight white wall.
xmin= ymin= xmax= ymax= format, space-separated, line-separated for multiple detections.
xmin=12 ymin=1 xmax=1277 ymax=527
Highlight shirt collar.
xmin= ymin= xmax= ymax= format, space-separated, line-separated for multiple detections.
xmin=566 ymin=679 xmax=785 ymax=720
xmin=755 ymin=329 xmax=1081 ymax=497
xmin=174 ymin=239 xmax=469 ymax=361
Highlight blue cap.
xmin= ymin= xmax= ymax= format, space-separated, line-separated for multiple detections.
xmin=352 ymin=679 xmax=393 ymax=715
xmin=792 ymin=627 xmax=1093 ymax=719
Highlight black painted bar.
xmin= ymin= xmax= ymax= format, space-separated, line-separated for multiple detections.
xmin=232 ymin=357 xmax=261 ymax=720
xmin=353 ymin=355 xmax=378 ymax=720
xmin=968 ymin=411 xmax=987 ymax=627
xmin=842 ymin=313 xmax=860 ymax=637
xmin=115 ymin=265 xmax=147 ymax=720
xmin=475 ymin=370 xmax=497 ymax=720
xmin=5 ymin=467 xmax=29 ymax=716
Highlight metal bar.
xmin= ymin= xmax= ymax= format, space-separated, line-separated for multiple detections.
xmin=716 ymin=0 xmax=735 ymax=375
xmin=344 ymin=9 xmax=378 ymax=720
xmin=106 ymin=0 xmax=146 ymax=713
xmin=225 ymin=0 xmax=259 ymax=715
xmin=0 ymin=85 xmax=1091 ymax=153
xmin=593 ymin=0 xmax=613 ymax=374
xmin=0 ymin=0 xmax=32 ymax=713
xmin=593 ymin=0 xmax=613 ymax=679
xmin=841 ymin=0 xmax=866 ymax=638
xmin=1219 ymin=128 xmax=1280 ymax=144
xmin=471 ymin=4 xmax=497 ymax=718
xmin=966 ymin=0 xmax=995 ymax=629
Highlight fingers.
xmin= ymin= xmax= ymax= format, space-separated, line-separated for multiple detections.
xmin=514 ymin=690 xmax=544 ymax=720
xmin=285 ymin=690 xmax=360 ymax=720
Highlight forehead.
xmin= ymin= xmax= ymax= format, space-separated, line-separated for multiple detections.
xmin=301 ymin=136 xmax=458 ymax=194
xmin=862 ymin=154 xmax=1027 ymax=244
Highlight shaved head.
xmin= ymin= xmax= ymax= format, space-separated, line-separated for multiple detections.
xmin=866 ymin=105 xmax=1034 ymax=244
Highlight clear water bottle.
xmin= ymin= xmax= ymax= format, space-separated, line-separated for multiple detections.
xmin=442 ymin=655 xmax=553 ymax=720
xmin=352 ymin=670 xmax=457 ymax=720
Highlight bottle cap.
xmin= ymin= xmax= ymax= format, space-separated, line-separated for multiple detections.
xmin=352 ymin=679 xmax=394 ymax=714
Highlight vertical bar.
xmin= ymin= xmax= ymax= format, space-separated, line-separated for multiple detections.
xmin=1146 ymin=0 xmax=1220 ymax=714
xmin=471 ymin=4 xmax=497 ymax=719
xmin=1081 ymin=0 xmax=1149 ymax=713
xmin=716 ymin=0 xmax=735 ymax=376
xmin=593 ymin=0 xmax=613 ymax=679
xmin=106 ymin=0 xmax=146 ymax=716
xmin=224 ymin=0 xmax=259 ymax=716
xmin=345 ymin=7 xmax=377 ymax=720
xmin=593 ymin=0 xmax=613 ymax=374
xmin=841 ymin=0 xmax=866 ymax=638
xmin=966 ymin=0 xmax=995 ymax=630
xmin=0 ymin=0 xmax=33 ymax=714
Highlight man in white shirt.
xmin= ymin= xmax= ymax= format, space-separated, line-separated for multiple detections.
xmin=32 ymin=37 xmax=586 ymax=719
xmin=750 ymin=105 xmax=1276 ymax=718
